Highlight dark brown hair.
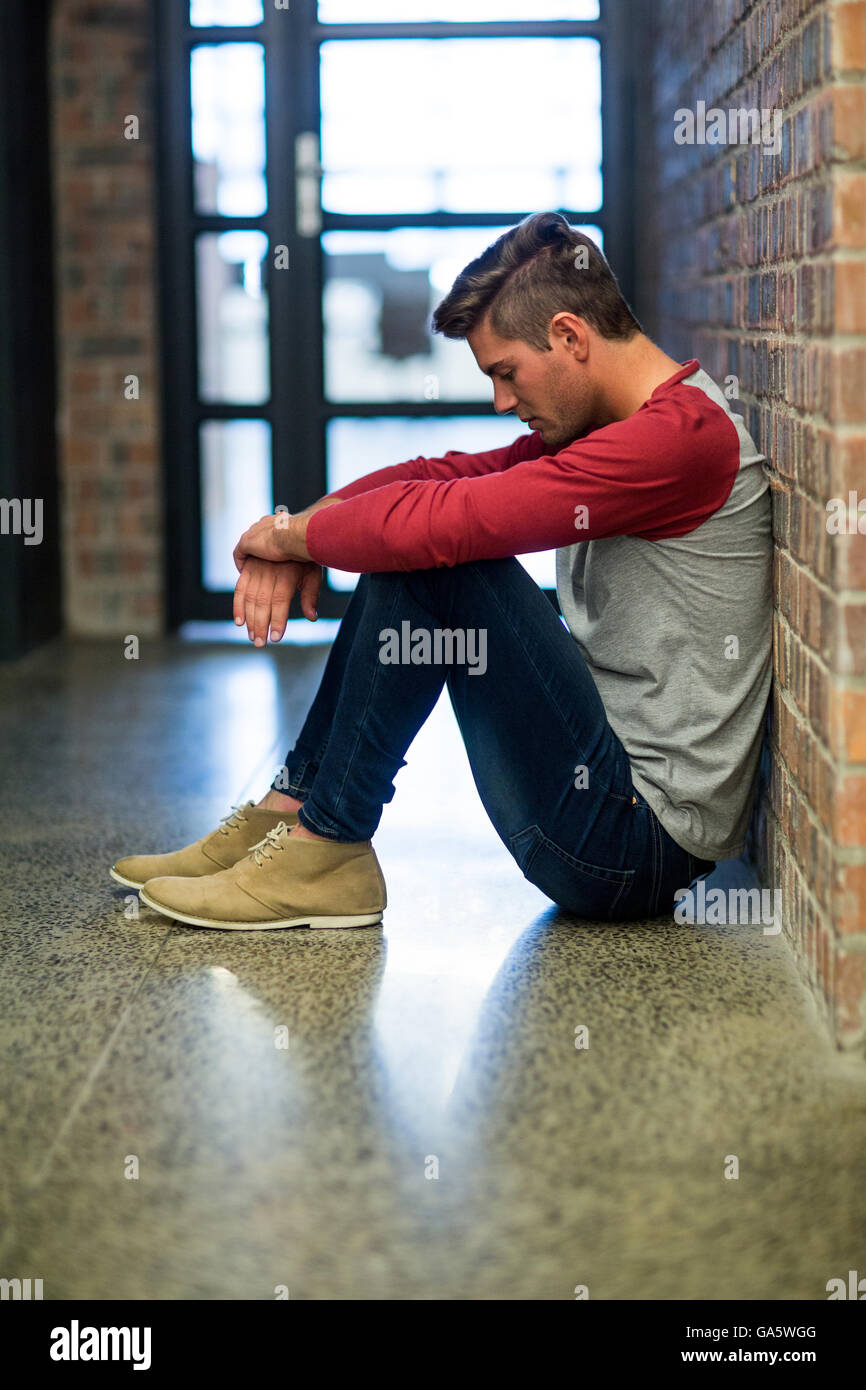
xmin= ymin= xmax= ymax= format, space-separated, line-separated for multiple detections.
xmin=432 ymin=211 xmax=641 ymax=350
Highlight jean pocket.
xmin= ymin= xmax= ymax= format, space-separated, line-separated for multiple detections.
xmin=509 ymin=825 xmax=635 ymax=922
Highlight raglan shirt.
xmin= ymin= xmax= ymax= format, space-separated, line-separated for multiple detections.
xmin=307 ymin=360 xmax=773 ymax=861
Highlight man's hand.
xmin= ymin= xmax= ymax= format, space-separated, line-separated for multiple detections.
xmin=234 ymin=556 xmax=322 ymax=645
xmin=233 ymin=511 xmax=312 ymax=573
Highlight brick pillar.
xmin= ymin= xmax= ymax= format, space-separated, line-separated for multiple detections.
xmin=50 ymin=0 xmax=163 ymax=636
xmin=635 ymin=0 xmax=866 ymax=1050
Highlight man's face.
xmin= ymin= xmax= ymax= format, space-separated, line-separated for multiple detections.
xmin=466 ymin=314 xmax=597 ymax=452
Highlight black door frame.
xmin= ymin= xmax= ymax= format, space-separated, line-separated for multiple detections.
xmin=0 ymin=0 xmax=61 ymax=660
xmin=154 ymin=0 xmax=637 ymax=625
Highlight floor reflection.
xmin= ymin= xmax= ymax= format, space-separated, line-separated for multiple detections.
xmin=2 ymin=639 xmax=865 ymax=1299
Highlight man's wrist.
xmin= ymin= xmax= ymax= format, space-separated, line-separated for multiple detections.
xmin=288 ymin=511 xmax=312 ymax=562
xmin=292 ymin=496 xmax=343 ymax=562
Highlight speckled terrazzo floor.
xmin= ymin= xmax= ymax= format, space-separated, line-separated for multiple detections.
xmin=1 ymin=636 xmax=864 ymax=1300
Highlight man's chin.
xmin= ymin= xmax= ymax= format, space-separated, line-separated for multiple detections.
xmin=539 ymin=429 xmax=568 ymax=452
xmin=541 ymin=424 xmax=591 ymax=452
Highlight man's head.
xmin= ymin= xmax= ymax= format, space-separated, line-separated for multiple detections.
xmin=432 ymin=212 xmax=642 ymax=451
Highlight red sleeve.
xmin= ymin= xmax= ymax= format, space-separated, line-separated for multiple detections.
xmin=306 ymin=390 xmax=741 ymax=573
xmin=330 ymin=431 xmax=543 ymax=499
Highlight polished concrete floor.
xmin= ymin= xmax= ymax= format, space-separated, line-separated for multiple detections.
xmin=1 ymin=634 xmax=865 ymax=1300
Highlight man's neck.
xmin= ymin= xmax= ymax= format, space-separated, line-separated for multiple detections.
xmin=595 ymin=335 xmax=687 ymax=426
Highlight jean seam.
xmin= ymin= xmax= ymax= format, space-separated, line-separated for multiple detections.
xmin=650 ymin=807 xmax=663 ymax=914
xmin=609 ymin=873 xmax=631 ymax=917
xmin=273 ymin=754 xmax=315 ymax=799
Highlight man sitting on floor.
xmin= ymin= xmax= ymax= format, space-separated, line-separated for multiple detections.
xmin=111 ymin=211 xmax=772 ymax=930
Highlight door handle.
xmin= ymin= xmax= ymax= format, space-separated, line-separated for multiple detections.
xmin=295 ymin=131 xmax=322 ymax=237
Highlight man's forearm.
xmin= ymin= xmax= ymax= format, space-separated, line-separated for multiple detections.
xmin=297 ymin=494 xmax=344 ymax=520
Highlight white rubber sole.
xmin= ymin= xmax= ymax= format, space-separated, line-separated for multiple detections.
xmin=138 ymin=886 xmax=382 ymax=931
xmin=109 ymin=866 xmax=146 ymax=890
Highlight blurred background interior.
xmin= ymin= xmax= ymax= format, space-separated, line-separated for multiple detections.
xmin=0 ymin=0 xmax=865 ymax=1300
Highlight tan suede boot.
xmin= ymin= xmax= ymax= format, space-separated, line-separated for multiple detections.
xmin=110 ymin=802 xmax=298 ymax=890
xmin=139 ymin=821 xmax=386 ymax=931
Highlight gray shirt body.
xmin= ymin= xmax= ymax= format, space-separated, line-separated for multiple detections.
xmin=555 ymin=366 xmax=773 ymax=861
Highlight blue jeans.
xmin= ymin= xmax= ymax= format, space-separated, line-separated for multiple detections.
xmin=272 ymin=559 xmax=715 ymax=922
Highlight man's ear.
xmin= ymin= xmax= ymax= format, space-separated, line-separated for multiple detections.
xmin=549 ymin=312 xmax=590 ymax=360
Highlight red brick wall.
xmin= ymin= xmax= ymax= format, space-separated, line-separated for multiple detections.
xmin=635 ymin=0 xmax=866 ymax=1049
xmin=51 ymin=0 xmax=163 ymax=636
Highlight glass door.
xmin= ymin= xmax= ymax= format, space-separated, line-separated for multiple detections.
xmin=157 ymin=0 xmax=630 ymax=623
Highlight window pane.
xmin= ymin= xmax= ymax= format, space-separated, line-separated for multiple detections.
xmin=326 ymin=417 xmax=556 ymax=590
xmin=201 ymin=420 xmax=273 ymax=591
xmin=319 ymin=1 xmax=599 ymax=18
xmin=323 ymin=225 xmax=601 ymax=402
xmin=191 ymin=44 xmax=266 ymax=215
xmin=191 ymin=0 xmax=264 ymax=24
xmin=196 ymin=231 xmax=269 ymax=404
xmin=320 ymin=38 xmax=601 ymax=214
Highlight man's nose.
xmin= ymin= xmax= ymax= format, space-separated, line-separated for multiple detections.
xmin=492 ymin=380 xmax=519 ymax=415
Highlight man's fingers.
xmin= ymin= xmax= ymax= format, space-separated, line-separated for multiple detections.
xmin=240 ymin=556 xmax=264 ymax=636
xmin=299 ymin=565 xmax=322 ymax=621
xmin=241 ymin=559 xmax=264 ymax=639
xmin=242 ymin=559 xmax=265 ymax=642
xmin=251 ymin=570 xmax=276 ymax=646
xmin=237 ymin=559 xmax=318 ymax=645
xmin=268 ymin=571 xmax=295 ymax=642
xmin=234 ymin=563 xmax=253 ymax=626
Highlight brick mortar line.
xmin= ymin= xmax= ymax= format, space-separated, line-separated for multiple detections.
xmin=764 ymin=777 xmax=837 ymax=890
xmin=773 ymin=662 xmax=866 ymax=780
xmin=778 ymin=539 xmax=866 ymax=606
xmin=775 ymin=546 xmax=866 ymax=615
xmin=764 ymin=805 xmax=856 ymax=979
xmin=767 ymin=800 xmax=866 ymax=950
xmin=694 ymin=325 xmax=866 ymax=340
xmin=764 ymin=783 xmax=836 ymax=894
xmin=760 ymin=414 xmax=865 ymax=438
xmin=774 ymin=669 xmax=835 ymax=766
xmin=654 ymin=269 xmax=866 ymax=298
xmin=762 ymin=808 xmax=839 ymax=972
xmin=738 ymin=399 xmax=865 ymax=433
xmin=770 ymin=418 xmax=859 ymax=446
xmin=771 ymin=546 xmax=866 ymax=609
xmin=648 ymin=150 xmax=866 ymax=208
xmin=756 ymin=408 xmax=866 ymax=439
xmin=772 ymin=667 xmax=834 ymax=767
xmin=697 ymin=330 xmax=866 ymax=349
xmin=654 ymin=267 xmax=866 ymax=299
xmin=674 ymin=318 xmax=866 ymax=333
xmin=703 ymin=334 xmax=866 ymax=351
xmin=695 ymin=251 xmax=866 ymax=269
xmin=765 ymin=478 xmax=866 ymax=512
xmin=692 ymin=282 xmax=866 ymax=299
xmin=648 ymin=111 xmax=864 ymax=170
xmin=773 ymin=625 xmax=835 ymax=753
xmin=651 ymin=77 xmax=866 ymax=133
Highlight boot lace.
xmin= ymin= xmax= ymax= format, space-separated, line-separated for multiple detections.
xmin=217 ymin=804 xmax=250 ymax=836
xmin=252 ymin=822 xmax=289 ymax=866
